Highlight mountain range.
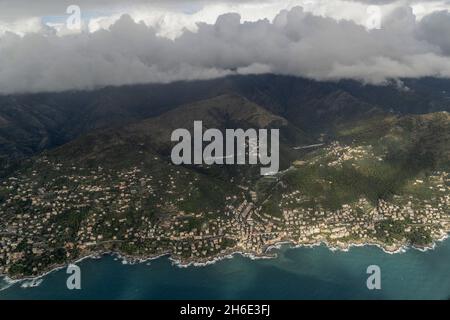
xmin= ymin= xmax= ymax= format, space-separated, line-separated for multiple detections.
xmin=2 ymin=75 xmax=450 ymax=168
xmin=0 ymin=75 xmax=449 ymax=278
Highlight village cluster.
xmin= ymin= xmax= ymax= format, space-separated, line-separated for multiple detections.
xmin=0 ymin=152 xmax=449 ymax=277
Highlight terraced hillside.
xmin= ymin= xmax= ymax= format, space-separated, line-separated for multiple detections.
xmin=0 ymin=94 xmax=449 ymax=279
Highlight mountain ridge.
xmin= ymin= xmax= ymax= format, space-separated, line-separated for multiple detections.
xmin=2 ymin=75 xmax=450 ymax=167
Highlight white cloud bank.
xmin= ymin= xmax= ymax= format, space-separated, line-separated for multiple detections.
xmin=2 ymin=4 xmax=450 ymax=93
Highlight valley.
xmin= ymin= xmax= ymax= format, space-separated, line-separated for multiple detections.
xmin=0 ymin=85 xmax=449 ymax=279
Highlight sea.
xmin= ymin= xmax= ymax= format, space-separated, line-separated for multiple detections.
xmin=1 ymin=239 xmax=449 ymax=300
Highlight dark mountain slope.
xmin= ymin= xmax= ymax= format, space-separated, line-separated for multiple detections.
xmin=49 ymin=94 xmax=307 ymax=170
xmin=1 ymin=75 xmax=449 ymax=167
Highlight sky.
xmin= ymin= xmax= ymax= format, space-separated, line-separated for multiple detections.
xmin=1 ymin=0 xmax=450 ymax=94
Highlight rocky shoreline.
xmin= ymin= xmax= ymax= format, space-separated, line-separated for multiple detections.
xmin=1 ymin=231 xmax=449 ymax=286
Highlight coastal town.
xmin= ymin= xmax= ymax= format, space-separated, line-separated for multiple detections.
xmin=0 ymin=138 xmax=449 ymax=279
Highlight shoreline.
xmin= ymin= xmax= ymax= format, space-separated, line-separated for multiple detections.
xmin=1 ymin=232 xmax=449 ymax=289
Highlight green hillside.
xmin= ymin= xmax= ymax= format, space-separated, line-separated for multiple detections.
xmin=0 ymin=93 xmax=449 ymax=279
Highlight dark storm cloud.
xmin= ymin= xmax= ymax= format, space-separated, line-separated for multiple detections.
xmin=1 ymin=5 xmax=450 ymax=93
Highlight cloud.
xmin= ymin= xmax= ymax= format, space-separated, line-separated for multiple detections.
xmin=1 ymin=5 xmax=450 ymax=94
xmin=0 ymin=0 xmax=447 ymax=36
xmin=417 ymin=10 xmax=450 ymax=54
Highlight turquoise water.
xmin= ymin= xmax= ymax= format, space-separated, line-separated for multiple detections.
xmin=1 ymin=240 xmax=449 ymax=300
